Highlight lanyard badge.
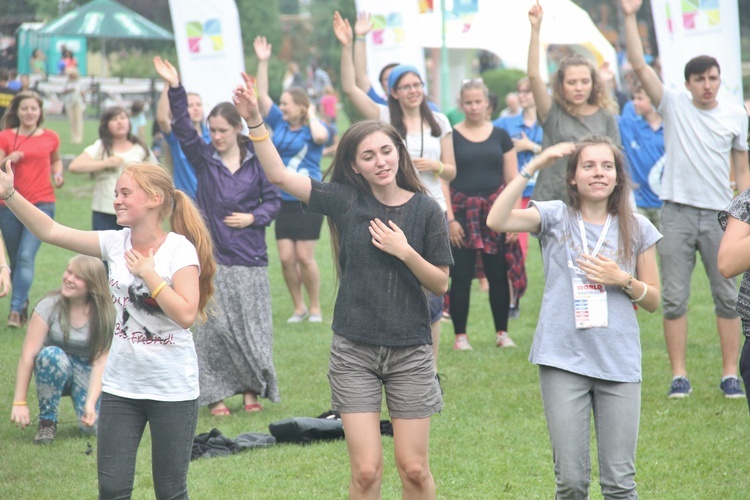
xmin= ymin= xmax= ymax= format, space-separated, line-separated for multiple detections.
xmin=572 ymin=213 xmax=611 ymax=329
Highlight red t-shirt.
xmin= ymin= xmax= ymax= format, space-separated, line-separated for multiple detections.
xmin=0 ymin=128 xmax=59 ymax=205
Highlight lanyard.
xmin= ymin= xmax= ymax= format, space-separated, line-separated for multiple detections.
xmin=577 ymin=212 xmax=611 ymax=259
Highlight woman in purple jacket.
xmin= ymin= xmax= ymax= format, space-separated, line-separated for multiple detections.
xmin=155 ymin=57 xmax=282 ymax=416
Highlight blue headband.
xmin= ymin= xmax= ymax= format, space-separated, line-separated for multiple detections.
xmin=387 ymin=65 xmax=421 ymax=93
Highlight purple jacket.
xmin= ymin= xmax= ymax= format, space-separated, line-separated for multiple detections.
xmin=169 ymin=85 xmax=281 ymax=267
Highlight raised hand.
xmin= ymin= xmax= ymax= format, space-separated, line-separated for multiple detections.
xmin=528 ymin=141 xmax=575 ymax=174
xmin=620 ymin=0 xmax=643 ymax=16
xmin=253 ymin=36 xmax=272 ymax=62
xmin=232 ymin=73 xmax=262 ymax=123
xmin=528 ymin=0 xmax=543 ymax=28
xmin=333 ymin=11 xmax=353 ymax=46
xmin=354 ymin=12 xmax=373 ymax=36
xmin=153 ymin=56 xmax=179 ymax=87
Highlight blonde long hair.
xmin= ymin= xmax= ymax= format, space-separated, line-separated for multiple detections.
xmin=48 ymin=255 xmax=115 ymax=361
xmin=123 ymin=163 xmax=216 ymax=322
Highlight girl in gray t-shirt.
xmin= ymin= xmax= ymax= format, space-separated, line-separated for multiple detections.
xmin=10 ymin=255 xmax=115 ymax=445
xmin=488 ymin=136 xmax=661 ymax=499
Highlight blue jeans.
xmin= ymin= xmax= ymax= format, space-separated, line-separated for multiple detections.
xmin=35 ymin=346 xmax=96 ymax=433
xmin=97 ymin=393 xmax=198 ymax=500
xmin=92 ymin=211 xmax=123 ymax=231
xmin=539 ymin=366 xmax=640 ymax=499
xmin=0 ymin=203 xmax=55 ymax=312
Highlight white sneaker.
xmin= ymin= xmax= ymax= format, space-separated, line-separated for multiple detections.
xmin=453 ymin=334 xmax=473 ymax=350
xmin=287 ymin=309 xmax=309 ymax=323
xmin=496 ymin=331 xmax=517 ymax=348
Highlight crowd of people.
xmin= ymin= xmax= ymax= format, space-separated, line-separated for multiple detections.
xmin=1 ymin=1 xmax=749 ymax=498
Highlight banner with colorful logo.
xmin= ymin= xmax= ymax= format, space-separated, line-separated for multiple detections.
xmin=354 ymin=0 xmax=426 ymax=98
xmin=167 ymin=0 xmax=245 ymax=113
xmin=651 ymin=0 xmax=743 ymax=104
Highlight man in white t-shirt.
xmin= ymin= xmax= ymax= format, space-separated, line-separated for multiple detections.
xmin=623 ymin=0 xmax=750 ymax=399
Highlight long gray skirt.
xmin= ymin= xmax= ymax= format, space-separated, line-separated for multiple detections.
xmin=194 ymin=264 xmax=280 ymax=406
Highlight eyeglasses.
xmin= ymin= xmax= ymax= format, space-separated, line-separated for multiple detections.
xmin=396 ymin=81 xmax=423 ymax=92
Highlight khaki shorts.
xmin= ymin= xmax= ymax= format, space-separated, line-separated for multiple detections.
xmin=328 ymin=334 xmax=443 ymax=419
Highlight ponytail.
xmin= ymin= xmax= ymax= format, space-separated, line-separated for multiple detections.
xmin=170 ymin=190 xmax=216 ymax=323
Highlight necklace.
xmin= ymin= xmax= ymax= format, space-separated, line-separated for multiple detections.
xmin=11 ymin=126 xmax=39 ymax=153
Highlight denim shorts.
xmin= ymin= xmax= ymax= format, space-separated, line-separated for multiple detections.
xmin=328 ymin=334 xmax=443 ymax=419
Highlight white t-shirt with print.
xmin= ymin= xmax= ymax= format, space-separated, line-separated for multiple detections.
xmin=99 ymin=229 xmax=201 ymax=401
xmin=379 ymin=106 xmax=452 ymax=211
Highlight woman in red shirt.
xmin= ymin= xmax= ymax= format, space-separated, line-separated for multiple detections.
xmin=0 ymin=91 xmax=64 ymax=327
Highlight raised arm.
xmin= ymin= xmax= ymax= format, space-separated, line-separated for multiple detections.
xmin=155 ymin=84 xmax=172 ymax=135
xmin=527 ymin=1 xmax=552 ymax=122
xmin=154 ymin=57 xmax=210 ymax=170
xmin=233 ymin=73 xmax=312 ymax=203
xmin=487 ymin=142 xmax=576 ymax=233
xmin=353 ymin=12 xmax=375 ymax=93
xmin=0 ymin=232 xmax=10 ymax=297
xmin=333 ymin=11 xmax=381 ymax=120
xmin=307 ymin=104 xmax=330 ymax=145
xmin=622 ymin=0 xmax=663 ymax=106
xmin=0 ymin=160 xmax=101 ymax=256
xmin=253 ymin=36 xmax=275 ymax=117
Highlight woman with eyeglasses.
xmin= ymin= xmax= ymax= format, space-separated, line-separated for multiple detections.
xmin=334 ymin=12 xmax=455 ymax=368
xmin=527 ymin=1 xmax=620 ymax=204
xmin=446 ymin=78 xmax=523 ymax=350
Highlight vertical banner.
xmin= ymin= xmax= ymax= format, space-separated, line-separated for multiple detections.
xmin=354 ymin=0 xmax=426 ymax=98
xmin=651 ymin=0 xmax=743 ymax=105
xmin=167 ymin=0 xmax=245 ymax=113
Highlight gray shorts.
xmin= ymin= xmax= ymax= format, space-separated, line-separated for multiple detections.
xmin=328 ymin=334 xmax=443 ymax=419
xmin=658 ymin=201 xmax=738 ymax=319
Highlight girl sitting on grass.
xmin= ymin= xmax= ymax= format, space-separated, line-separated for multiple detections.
xmin=10 ymin=255 xmax=114 ymax=444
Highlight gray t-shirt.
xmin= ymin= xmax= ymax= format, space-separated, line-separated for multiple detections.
xmin=36 ymin=294 xmax=91 ymax=360
xmin=305 ymin=179 xmax=453 ymax=347
xmin=658 ymin=88 xmax=749 ymax=210
xmin=529 ymin=201 xmax=662 ymax=382
xmin=532 ymin=101 xmax=621 ymax=203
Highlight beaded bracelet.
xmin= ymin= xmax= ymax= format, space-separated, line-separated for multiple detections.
xmin=0 ymin=188 xmax=16 ymax=201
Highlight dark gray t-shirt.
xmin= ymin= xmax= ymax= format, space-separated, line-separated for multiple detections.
xmin=36 ymin=294 xmax=91 ymax=360
xmin=305 ymin=180 xmax=453 ymax=347
xmin=532 ymin=101 xmax=621 ymax=203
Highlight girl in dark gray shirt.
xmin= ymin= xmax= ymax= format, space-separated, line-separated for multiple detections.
xmin=234 ymin=78 xmax=452 ymax=499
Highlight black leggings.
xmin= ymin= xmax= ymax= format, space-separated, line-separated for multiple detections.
xmin=449 ymin=247 xmax=510 ymax=334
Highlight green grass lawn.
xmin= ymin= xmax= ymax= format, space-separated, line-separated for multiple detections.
xmin=0 ymin=119 xmax=747 ymax=498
